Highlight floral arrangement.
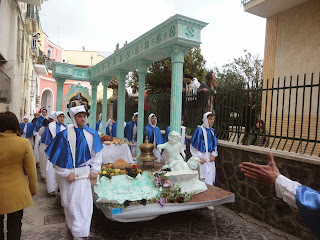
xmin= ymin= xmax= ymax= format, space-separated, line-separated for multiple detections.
xmin=99 ymin=163 xmax=143 ymax=179
xmin=98 ymin=168 xmax=194 ymax=209
xmin=154 ymin=171 xmax=194 ymax=206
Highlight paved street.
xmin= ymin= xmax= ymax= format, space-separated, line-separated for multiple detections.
xmin=19 ymin=172 xmax=297 ymax=240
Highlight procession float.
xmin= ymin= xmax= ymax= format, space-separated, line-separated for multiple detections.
xmin=93 ymin=131 xmax=235 ymax=222
xmin=51 ymin=14 xmax=235 ymax=222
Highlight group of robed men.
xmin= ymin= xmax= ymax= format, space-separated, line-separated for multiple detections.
xmin=94 ymin=111 xmax=219 ymax=186
xmin=20 ymin=106 xmax=102 ymax=239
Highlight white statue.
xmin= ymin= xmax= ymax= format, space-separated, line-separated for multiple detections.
xmin=157 ymin=131 xmax=207 ymax=194
xmin=157 ymin=131 xmax=189 ymax=171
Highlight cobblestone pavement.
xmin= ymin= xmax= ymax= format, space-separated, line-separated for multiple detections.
xmin=19 ymin=173 xmax=298 ymax=240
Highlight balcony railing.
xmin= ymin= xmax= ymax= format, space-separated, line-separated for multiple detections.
xmin=26 ymin=4 xmax=35 ymax=19
xmin=26 ymin=4 xmax=39 ymax=28
xmin=241 ymin=0 xmax=253 ymax=6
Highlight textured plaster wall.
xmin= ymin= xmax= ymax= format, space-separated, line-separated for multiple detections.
xmin=215 ymin=141 xmax=320 ymax=240
xmin=274 ymin=0 xmax=320 ymax=78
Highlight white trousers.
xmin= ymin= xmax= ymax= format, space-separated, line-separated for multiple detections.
xmin=46 ymin=161 xmax=57 ymax=193
xmin=33 ymin=133 xmax=41 ymax=163
xmin=200 ymin=161 xmax=216 ymax=185
xmin=39 ymin=143 xmax=48 ymax=179
xmin=60 ymin=166 xmax=93 ymax=238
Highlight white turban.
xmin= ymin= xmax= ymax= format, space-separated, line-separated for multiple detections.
xmin=48 ymin=111 xmax=56 ymax=120
xmin=55 ymin=111 xmax=64 ymax=122
xmin=69 ymin=105 xmax=87 ymax=128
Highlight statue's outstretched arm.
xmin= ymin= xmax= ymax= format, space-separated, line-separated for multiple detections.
xmin=157 ymin=143 xmax=166 ymax=151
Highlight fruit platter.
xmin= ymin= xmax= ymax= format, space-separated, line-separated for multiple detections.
xmin=100 ymin=135 xmax=113 ymax=142
xmin=111 ymin=138 xmax=126 ymax=145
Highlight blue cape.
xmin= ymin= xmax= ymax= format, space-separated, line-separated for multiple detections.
xmin=124 ymin=120 xmax=137 ymax=142
xmin=106 ymin=125 xmax=111 ymax=135
xmin=95 ymin=120 xmax=101 ymax=132
xmin=33 ymin=116 xmax=45 ymax=132
xmin=19 ymin=123 xmax=34 ymax=138
xmin=111 ymin=121 xmax=118 ymax=137
xmin=45 ymin=125 xmax=103 ymax=169
xmin=296 ymin=185 xmax=320 ymax=239
xmin=143 ymin=124 xmax=163 ymax=146
xmin=190 ymin=126 xmax=217 ymax=152
xmin=164 ymin=126 xmax=188 ymax=145
xmin=41 ymin=123 xmax=66 ymax=145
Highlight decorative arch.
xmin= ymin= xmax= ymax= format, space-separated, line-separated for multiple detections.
xmin=40 ymin=88 xmax=55 ymax=112
xmin=63 ymin=83 xmax=92 ymax=125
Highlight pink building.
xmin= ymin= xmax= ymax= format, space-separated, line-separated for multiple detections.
xmin=39 ymin=35 xmax=91 ymax=112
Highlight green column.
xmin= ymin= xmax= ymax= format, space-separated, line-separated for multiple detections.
xmin=101 ymin=76 xmax=111 ymax=135
xmin=115 ymin=70 xmax=128 ymax=139
xmin=135 ymin=60 xmax=152 ymax=157
xmin=90 ymin=81 xmax=99 ymax=128
xmin=56 ymin=78 xmax=65 ymax=111
xmin=170 ymin=45 xmax=188 ymax=133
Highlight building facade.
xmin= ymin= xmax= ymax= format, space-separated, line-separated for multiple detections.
xmin=243 ymin=0 xmax=320 ymax=156
xmin=0 ymin=0 xmax=47 ymax=120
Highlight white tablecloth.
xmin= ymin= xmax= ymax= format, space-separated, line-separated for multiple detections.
xmin=101 ymin=144 xmax=134 ymax=164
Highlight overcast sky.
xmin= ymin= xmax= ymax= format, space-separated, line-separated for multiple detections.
xmin=39 ymin=0 xmax=266 ymax=69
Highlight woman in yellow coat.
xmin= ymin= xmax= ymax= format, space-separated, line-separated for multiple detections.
xmin=0 ymin=111 xmax=38 ymax=240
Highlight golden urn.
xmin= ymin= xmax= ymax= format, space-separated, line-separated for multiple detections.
xmin=137 ymin=132 xmax=157 ymax=164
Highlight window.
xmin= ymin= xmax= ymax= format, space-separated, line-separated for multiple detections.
xmin=47 ymin=47 xmax=53 ymax=59
xmin=0 ymin=70 xmax=11 ymax=103
xmin=17 ymin=16 xmax=24 ymax=62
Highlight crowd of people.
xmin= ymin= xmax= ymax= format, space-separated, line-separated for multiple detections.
xmin=0 ymin=70 xmax=319 ymax=239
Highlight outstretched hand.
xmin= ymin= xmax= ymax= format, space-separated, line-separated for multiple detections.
xmin=239 ymin=153 xmax=280 ymax=184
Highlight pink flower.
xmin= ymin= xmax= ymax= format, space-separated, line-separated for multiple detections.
xmin=155 ymin=176 xmax=162 ymax=185
xmin=159 ymin=197 xmax=166 ymax=206
xmin=163 ymin=180 xmax=173 ymax=188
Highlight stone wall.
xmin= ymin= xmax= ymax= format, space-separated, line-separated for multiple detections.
xmin=215 ymin=141 xmax=320 ymax=240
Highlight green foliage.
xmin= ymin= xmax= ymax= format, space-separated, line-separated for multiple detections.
xmin=145 ymin=57 xmax=172 ymax=93
xmin=215 ymin=50 xmax=263 ymax=88
xmin=183 ymin=47 xmax=207 ymax=82
xmin=145 ymin=47 xmax=207 ymax=93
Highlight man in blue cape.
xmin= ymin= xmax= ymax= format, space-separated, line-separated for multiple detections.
xmin=240 ymin=153 xmax=320 ymax=239
xmin=33 ymin=109 xmax=51 ymax=165
xmin=111 ymin=120 xmax=126 ymax=137
xmin=41 ymin=111 xmax=66 ymax=194
xmin=19 ymin=115 xmax=34 ymax=143
xmin=190 ymin=111 xmax=218 ymax=186
xmin=124 ymin=112 xmax=138 ymax=155
xmin=38 ymin=112 xmax=54 ymax=180
xmin=95 ymin=113 xmax=102 ymax=135
xmin=33 ymin=108 xmax=48 ymax=133
xmin=143 ymin=113 xmax=163 ymax=162
xmin=45 ymin=105 xmax=103 ymax=239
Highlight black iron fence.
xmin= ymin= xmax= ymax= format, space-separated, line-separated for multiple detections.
xmin=112 ymin=73 xmax=320 ymax=157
